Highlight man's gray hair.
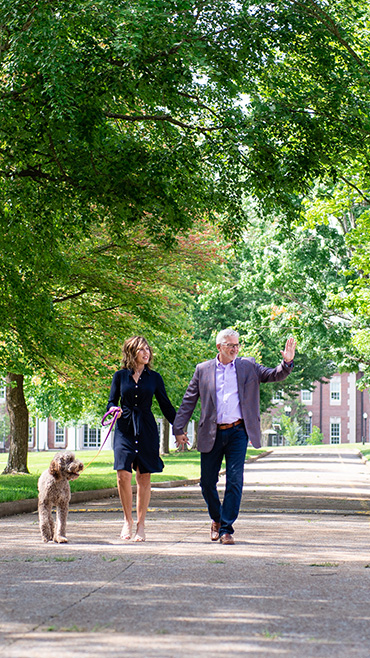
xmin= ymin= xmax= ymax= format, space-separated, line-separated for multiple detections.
xmin=216 ymin=328 xmax=239 ymax=345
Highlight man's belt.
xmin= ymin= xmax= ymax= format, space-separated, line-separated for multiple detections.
xmin=217 ymin=419 xmax=243 ymax=431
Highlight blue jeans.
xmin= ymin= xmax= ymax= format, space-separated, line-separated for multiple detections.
xmin=200 ymin=423 xmax=248 ymax=537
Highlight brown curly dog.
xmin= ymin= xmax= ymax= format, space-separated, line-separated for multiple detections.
xmin=38 ymin=451 xmax=84 ymax=543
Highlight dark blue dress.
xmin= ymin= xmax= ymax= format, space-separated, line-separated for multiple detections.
xmin=107 ymin=367 xmax=176 ymax=473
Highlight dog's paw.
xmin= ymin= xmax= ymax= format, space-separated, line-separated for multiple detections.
xmin=41 ymin=536 xmax=53 ymax=543
xmin=54 ymin=535 xmax=68 ymax=543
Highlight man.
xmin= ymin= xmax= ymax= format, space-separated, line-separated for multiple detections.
xmin=173 ymin=329 xmax=296 ymax=545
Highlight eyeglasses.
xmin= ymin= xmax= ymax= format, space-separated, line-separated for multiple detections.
xmin=222 ymin=343 xmax=240 ymax=349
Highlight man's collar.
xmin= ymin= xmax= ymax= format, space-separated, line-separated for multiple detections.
xmin=216 ymin=355 xmax=236 ymax=367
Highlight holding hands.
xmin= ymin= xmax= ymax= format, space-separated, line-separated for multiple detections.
xmin=175 ymin=433 xmax=190 ymax=451
xmin=281 ymin=336 xmax=296 ymax=363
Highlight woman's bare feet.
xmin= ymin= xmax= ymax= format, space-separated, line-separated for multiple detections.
xmin=133 ymin=522 xmax=146 ymax=542
xmin=120 ymin=519 xmax=133 ymax=540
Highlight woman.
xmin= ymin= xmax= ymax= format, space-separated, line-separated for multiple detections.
xmin=107 ymin=336 xmax=176 ymax=542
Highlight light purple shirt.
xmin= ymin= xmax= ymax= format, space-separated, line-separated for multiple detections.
xmin=215 ymin=357 xmax=242 ymax=424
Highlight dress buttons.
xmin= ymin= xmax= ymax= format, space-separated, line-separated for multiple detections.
xmin=135 ymin=450 xmax=138 ymax=453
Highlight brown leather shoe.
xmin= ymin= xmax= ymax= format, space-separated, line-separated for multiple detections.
xmin=210 ymin=521 xmax=221 ymax=541
xmin=220 ymin=533 xmax=235 ymax=545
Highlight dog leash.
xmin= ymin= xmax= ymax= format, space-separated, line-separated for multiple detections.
xmin=82 ymin=406 xmax=121 ymax=472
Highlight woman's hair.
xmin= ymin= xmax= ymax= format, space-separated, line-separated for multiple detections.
xmin=120 ymin=336 xmax=153 ymax=370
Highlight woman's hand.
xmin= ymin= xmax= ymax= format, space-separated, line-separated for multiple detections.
xmin=175 ymin=433 xmax=190 ymax=451
xmin=111 ymin=406 xmax=122 ymax=418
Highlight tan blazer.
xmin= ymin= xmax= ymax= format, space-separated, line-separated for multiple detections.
xmin=173 ymin=357 xmax=293 ymax=452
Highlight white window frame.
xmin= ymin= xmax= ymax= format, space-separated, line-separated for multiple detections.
xmin=302 ymin=418 xmax=312 ymax=439
xmin=271 ymin=423 xmax=284 ymax=446
xmin=83 ymin=425 xmax=101 ymax=449
xmin=330 ymin=377 xmax=341 ymax=405
xmin=55 ymin=421 xmax=65 ymax=446
xmin=330 ymin=419 xmax=341 ymax=444
xmin=301 ymin=389 xmax=313 ymax=404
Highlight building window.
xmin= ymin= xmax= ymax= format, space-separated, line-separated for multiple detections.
xmin=55 ymin=422 xmax=65 ymax=445
xmin=83 ymin=425 xmax=101 ymax=449
xmin=330 ymin=421 xmax=341 ymax=444
xmin=0 ymin=381 xmax=5 ymax=401
xmin=301 ymin=389 xmax=312 ymax=404
xmin=301 ymin=419 xmax=312 ymax=440
xmin=330 ymin=378 xmax=341 ymax=405
xmin=271 ymin=423 xmax=284 ymax=446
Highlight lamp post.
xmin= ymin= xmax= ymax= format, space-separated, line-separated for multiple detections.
xmin=363 ymin=412 xmax=368 ymax=445
xmin=283 ymin=405 xmax=291 ymax=447
xmin=308 ymin=410 xmax=313 ymax=440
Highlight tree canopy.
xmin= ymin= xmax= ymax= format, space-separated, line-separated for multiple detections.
xmin=3 ymin=1 xmax=370 ymax=230
xmin=0 ymin=0 xmax=255 ymax=242
xmin=2 ymin=0 xmax=370 ymax=469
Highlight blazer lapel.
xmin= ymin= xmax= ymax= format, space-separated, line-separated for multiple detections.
xmin=207 ymin=359 xmax=217 ymax=408
xmin=235 ymin=358 xmax=251 ymax=398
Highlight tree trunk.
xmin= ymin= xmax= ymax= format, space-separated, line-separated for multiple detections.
xmin=160 ymin=417 xmax=170 ymax=455
xmin=191 ymin=421 xmax=198 ymax=450
xmin=2 ymin=373 xmax=29 ymax=474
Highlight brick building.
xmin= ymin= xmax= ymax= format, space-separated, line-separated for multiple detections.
xmin=26 ymin=419 xmax=104 ymax=452
xmin=2 ymin=373 xmax=370 ymax=452
xmin=265 ymin=372 xmax=370 ymax=445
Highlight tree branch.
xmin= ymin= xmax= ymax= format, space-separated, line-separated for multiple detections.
xmin=0 ymin=166 xmax=55 ymax=181
xmin=52 ymin=289 xmax=88 ymax=304
xmin=339 ymin=176 xmax=370 ymax=204
xmin=1 ymin=84 xmax=30 ymax=100
xmin=104 ymin=111 xmax=222 ymax=132
xmin=293 ymin=0 xmax=370 ymax=74
xmin=47 ymin=132 xmax=68 ymax=178
xmin=273 ymin=286 xmax=353 ymax=325
xmin=177 ymin=91 xmax=221 ymax=119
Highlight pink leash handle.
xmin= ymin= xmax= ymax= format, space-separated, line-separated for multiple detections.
xmin=101 ymin=406 xmax=121 ymax=429
xmin=82 ymin=407 xmax=121 ymax=472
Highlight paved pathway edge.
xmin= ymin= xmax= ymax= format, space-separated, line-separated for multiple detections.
xmin=0 ymin=450 xmax=273 ymax=518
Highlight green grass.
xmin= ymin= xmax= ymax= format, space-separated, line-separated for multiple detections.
xmin=358 ymin=446 xmax=370 ymax=460
xmin=0 ymin=447 xmax=266 ymax=503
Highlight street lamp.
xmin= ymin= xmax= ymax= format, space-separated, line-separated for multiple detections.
xmin=363 ymin=412 xmax=368 ymax=445
xmin=308 ymin=410 xmax=313 ymax=436
xmin=283 ymin=405 xmax=292 ymax=447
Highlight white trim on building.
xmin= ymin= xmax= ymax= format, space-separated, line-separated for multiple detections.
xmin=330 ymin=377 xmax=341 ymax=405
xmin=330 ymin=417 xmax=341 ymax=444
xmin=347 ymin=372 xmax=357 ymax=443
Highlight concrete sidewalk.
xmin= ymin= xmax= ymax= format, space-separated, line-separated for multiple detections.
xmin=1 ymin=447 xmax=370 ymax=657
